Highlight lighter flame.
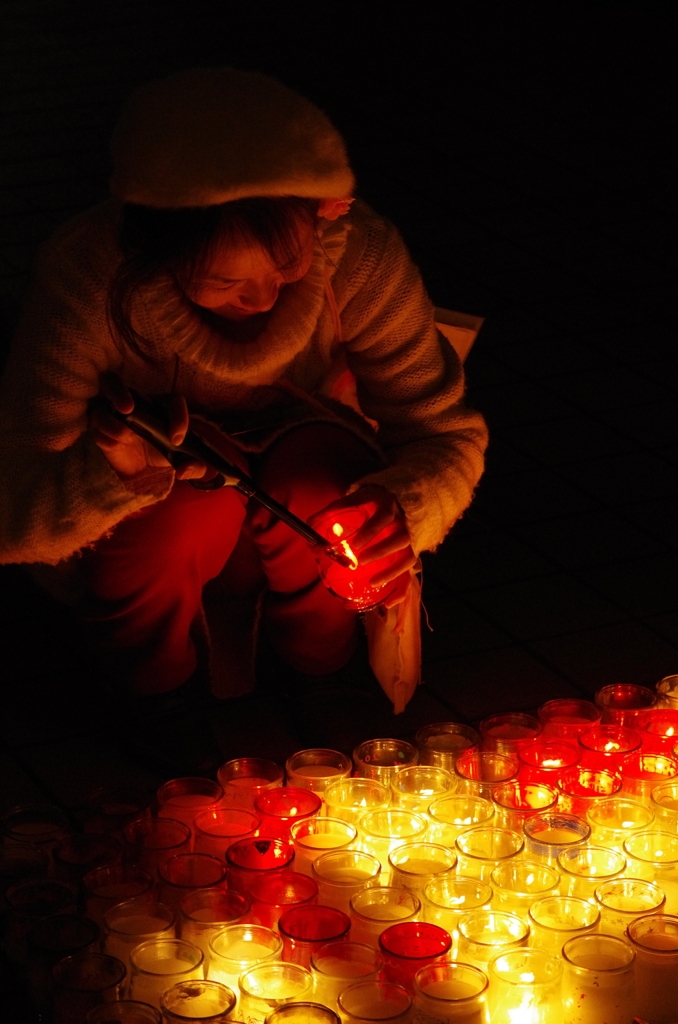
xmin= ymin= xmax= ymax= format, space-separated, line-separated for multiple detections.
xmin=332 ymin=522 xmax=359 ymax=569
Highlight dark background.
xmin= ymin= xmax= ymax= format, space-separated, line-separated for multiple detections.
xmin=1 ymin=1 xmax=676 ymax=806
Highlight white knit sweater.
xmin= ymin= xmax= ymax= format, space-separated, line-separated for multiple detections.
xmin=0 ymin=199 xmax=487 ymax=566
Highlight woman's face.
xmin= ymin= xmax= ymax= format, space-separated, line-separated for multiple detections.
xmin=185 ymin=219 xmax=315 ymax=321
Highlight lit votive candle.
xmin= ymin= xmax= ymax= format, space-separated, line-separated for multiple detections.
xmin=479 ymin=712 xmax=542 ymax=757
xmin=490 ymin=860 xmax=560 ymax=915
xmin=285 ymin=748 xmax=353 ymax=796
xmin=623 ymin=830 xmax=678 ymax=912
xmin=289 ymin=817 xmax=357 ymax=877
xmin=352 ymin=738 xmax=418 ymax=787
xmin=337 ymin=980 xmax=412 ymax=1023
xmin=323 ymin=779 xmax=390 ymax=827
xmin=454 ymin=826 xmax=524 ymax=882
xmin=637 ymin=708 xmax=678 ymax=755
xmin=537 ymin=697 xmax=601 ymax=740
xmin=576 ymin=724 xmax=642 ymax=771
xmin=103 ymin=896 xmax=175 ymax=974
xmin=156 ymin=778 xmax=223 ymax=838
xmin=379 ymin=921 xmax=452 ymax=993
xmin=129 ymin=938 xmax=204 ymax=1010
xmin=310 ymin=940 xmax=383 ymax=1012
xmin=349 ymin=886 xmax=420 ymax=947
xmin=556 ymin=845 xmax=626 ymax=901
xmin=247 ymin=870 xmax=318 ymax=931
xmin=457 ymin=909 xmax=529 ymax=970
xmin=388 ymin=842 xmax=456 ymax=895
xmin=389 ymin=765 xmax=457 ymax=815
xmin=216 ymin=757 xmax=284 ymax=812
xmin=593 ymin=877 xmax=666 ymax=938
xmin=413 ymin=961 xmax=488 ymax=1024
xmin=225 ymin=837 xmax=294 ymax=900
xmin=516 ymin=740 xmax=581 ymax=786
xmin=528 ymin=896 xmax=600 ymax=956
xmin=356 ymin=808 xmax=428 ymax=865
xmin=619 ymin=752 xmax=678 ymax=805
xmin=595 ymin=682 xmax=656 ymax=726
xmin=192 ymin=807 xmax=260 ymax=858
xmin=585 ymin=795 xmax=654 ymax=851
xmin=454 ymin=751 xmax=519 ymax=801
xmin=207 ymin=923 xmax=282 ymax=993
xmin=556 ymin=766 xmax=622 ymax=818
xmin=562 ymin=933 xmax=634 ymax=1024
xmin=488 ymin=948 xmax=563 ymax=1024
xmin=490 ymin=780 xmax=559 ymax=832
xmin=422 ymin=876 xmax=493 ymax=960
xmin=655 ymin=673 xmax=678 ymax=710
xmin=254 ymin=787 xmax=322 ymax=841
xmin=651 ymin=781 xmax=678 ymax=834
xmin=160 ymin=979 xmax=236 ymax=1023
xmin=426 ymin=795 xmax=494 ymax=847
xmin=311 ymin=850 xmax=382 ymax=914
xmin=238 ymin=961 xmax=313 ymax=1024
xmin=626 ymin=914 xmax=678 ymax=1024
xmin=279 ymin=904 xmax=351 ymax=969
xmin=179 ymin=888 xmax=250 ymax=959
xmin=415 ymin=722 xmax=480 ymax=771
xmin=523 ymin=812 xmax=591 ymax=866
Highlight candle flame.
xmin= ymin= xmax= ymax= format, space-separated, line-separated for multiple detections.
xmin=603 ymin=742 xmax=620 ymax=752
xmin=542 ymin=759 xmax=563 ymax=768
xmin=332 ymin=522 xmax=359 ymax=569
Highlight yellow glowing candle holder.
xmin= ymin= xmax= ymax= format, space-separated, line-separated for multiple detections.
xmin=284 ymin=748 xmax=353 ymax=796
xmin=355 ymin=808 xmax=428 ymax=865
xmin=626 ymin=914 xmax=678 ymax=1024
xmin=561 ymin=933 xmax=634 ymax=1024
xmin=585 ymin=795 xmax=654 ymax=851
xmin=490 ymin=780 xmax=558 ymax=831
xmin=593 ymin=877 xmax=666 ymax=937
xmin=422 ymin=876 xmax=493 ymax=959
xmin=160 ymin=979 xmax=236 ymax=1022
xmin=237 ymin=960 xmax=313 ymax=1024
xmin=352 ymin=739 xmax=419 ymax=788
xmin=622 ymin=829 xmax=678 ymax=913
xmin=207 ymin=923 xmax=282 ymax=993
xmin=389 ymin=764 xmax=457 ymax=814
xmin=487 ymin=948 xmax=563 ymax=1024
xmin=309 ymin=939 xmax=383 ymax=1012
xmin=490 ymin=860 xmax=560 ymax=915
xmin=413 ymin=961 xmax=489 ymax=1023
xmin=388 ymin=842 xmax=457 ymax=894
xmin=528 ymin=896 xmax=599 ymax=956
xmin=457 ymin=909 xmax=529 ymax=970
xmin=555 ymin=844 xmax=626 ymax=901
xmin=129 ymin=938 xmax=204 ymax=1010
xmin=426 ymin=795 xmax=494 ymax=847
xmin=323 ymin=778 xmax=390 ymax=827
xmin=454 ymin=825 xmax=524 ymax=882
xmin=311 ymin=850 xmax=382 ymax=914
xmin=289 ymin=816 xmax=357 ymax=877
xmin=348 ymin=886 xmax=420 ymax=947
xmin=651 ymin=780 xmax=678 ymax=834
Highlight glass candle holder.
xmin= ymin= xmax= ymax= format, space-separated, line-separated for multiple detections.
xmin=254 ymin=787 xmax=323 ymax=841
xmin=311 ymin=850 xmax=382 ymax=914
xmin=129 ymin=938 xmax=204 ymax=1010
xmin=490 ymin=780 xmax=558 ymax=832
xmin=413 ymin=961 xmax=488 ymax=1024
xmin=86 ymin=1000 xmax=162 ymax=1023
xmin=594 ymin=877 xmax=666 ymax=937
xmin=5 ymin=878 xmax=77 ymax=964
xmin=379 ymin=921 xmax=451 ymax=993
xmin=585 ymin=795 xmax=655 ymax=851
xmin=225 ymin=838 xmax=294 ymax=899
xmin=323 ymin=778 xmax=391 ymax=826
xmin=160 ymin=979 xmax=236 ymax=1022
xmin=310 ymin=940 xmax=383 ymax=1011
xmin=51 ymin=952 xmax=126 ymax=1024
xmin=562 ymin=933 xmax=635 ymax=1024
xmin=556 ymin=844 xmax=626 ymax=901
xmin=389 ymin=765 xmax=457 ymax=814
xmin=265 ymin=1003 xmax=340 ymax=1024
xmin=623 ymin=830 xmax=678 ymax=913
xmin=454 ymin=826 xmax=524 ymax=882
xmin=595 ymin=682 xmax=656 ymax=725
xmin=426 ymin=795 xmax=495 ymax=847
xmin=620 ymin=752 xmax=678 ymax=804
xmin=478 ymin=712 xmax=541 ymax=756
xmin=82 ymin=786 xmax=152 ymax=837
xmin=103 ymin=896 xmax=175 ymax=973
xmin=337 ymin=980 xmax=412 ymax=1023
xmin=248 ymin=870 xmax=318 ymax=930
xmin=523 ymin=812 xmax=591 ymax=865
xmin=193 ymin=808 xmax=260 ymax=858
xmin=238 ymin=961 xmax=312 ymax=1024
xmin=216 ymin=758 xmax=284 ymax=811
xmin=83 ymin=863 xmax=153 ymax=927
xmin=28 ymin=914 xmax=101 ymax=1012
xmin=312 ymin=505 xmax=401 ymax=611
xmin=537 ymin=697 xmax=601 ymax=740
xmin=156 ymin=778 xmax=223 ymax=837
xmin=356 ymin=809 xmax=428 ymax=865
xmin=52 ymin=833 xmax=122 ymax=885
xmin=289 ymin=817 xmax=357 ymax=877
xmin=576 ymin=723 xmax=642 ymax=771
xmin=388 ymin=842 xmax=456 ymax=895
xmin=556 ymin=766 xmax=622 ymax=817
xmin=638 ymin=708 xmax=678 ymax=755
xmin=490 ymin=860 xmax=560 ymax=915
xmin=179 ymin=888 xmax=251 ymax=958
xmin=528 ymin=895 xmax=600 ymax=956
xmin=0 ymin=839 xmax=48 ymax=896
xmin=422 ymin=876 xmax=493 ymax=960
xmin=626 ymin=914 xmax=678 ymax=1024
xmin=207 ymin=924 xmax=282 ymax=992
xmin=278 ymin=904 xmax=351 ymax=969
xmin=158 ymin=853 xmax=227 ymax=911
xmin=651 ymin=781 xmax=678 ymax=834
xmin=488 ymin=948 xmax=563 ymax=1024
xmin=415 ymin=722 xmax=480 ymax=771
xmin=122 ymin=818 xmax=192 ymax=879
xmin=285 ymin=748 xmax=353 ymax=795
xmin=516 ymin=740 xmax=580 ymax=786
xmin=457 ymin=910 xmax=529 ymax=970
xmin=352 ymin=739 xmax=418 ymax=787
xmin=656 ymin=673 xmax=678 ymax=710
xmin=454 ymin=751 xmax=519 ymax=800
xmin=349 ymin=886 xmax=420 ymax=947
xmin=1 ymin=802 xmax=71 ymax=853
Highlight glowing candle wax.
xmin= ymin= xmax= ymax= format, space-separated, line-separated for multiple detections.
xmin=289 ymin=816 xmax=357 ymax=876
xmin=562 ymin=934 xmax=634 ymax=1024
xmin=285 ymin=748 xmax=352 ymax=796
xmin=311 ymin=850 xmax=382 ymax=914
xmin=627 ymin=915 xmax=678 ymax=1024
xmin=238 ymin=961 xmax=313 ymax=1024
xmin=349 ymin=886 xmax=420 ymax=946
xmin=488 ymin=948 xmax=563 ymax=1024
xmin=129 ymin=938 xmax=204 ymax=1009
xmin=310 ymin=939 xmax=383 ymax=1011
xmin=388 ymin=841 xmax=457 ymax=894
xmin=413 ymin=962 xmax=489 ymax=1023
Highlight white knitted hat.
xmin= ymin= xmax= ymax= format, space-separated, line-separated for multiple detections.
xmin=110 ymin=67 xmax=355 ymax=209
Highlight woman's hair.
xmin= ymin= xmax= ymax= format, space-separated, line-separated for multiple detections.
xmin=108 ymin=195 xmax=318 ymax=358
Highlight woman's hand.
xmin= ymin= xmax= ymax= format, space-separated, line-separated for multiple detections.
xmin=309 ymin=484 xmax=417 ymax=607
xmin=90 ymin=372 xmax=207 ymax=481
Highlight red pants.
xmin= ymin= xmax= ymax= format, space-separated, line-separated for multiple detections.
xmin=81 ymin=424 xmax=379 ymax=694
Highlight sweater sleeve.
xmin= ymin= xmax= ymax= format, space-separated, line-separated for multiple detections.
xmin=0 ymin=217 xmax=174 ymax=566
xmin=336 ymin=208 xmax=488 ymax=554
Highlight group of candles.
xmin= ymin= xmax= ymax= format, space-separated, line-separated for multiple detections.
xmin=3 ymin=677 xmax=678 ymax=1023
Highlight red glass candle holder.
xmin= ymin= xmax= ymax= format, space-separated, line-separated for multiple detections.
xmin=379 ymin=922 xmax=452 ymax=992
xmin=216 ymin=757 xmax=284 ymax=811
xmin=279 ymin=904 xmax=351 ymax=968
xmin=556 ymin=767 xmax=622 ymax=817
xmin=225 ymin=837 xmax=295 ymax=898
xmin=254 ymin=787 xmax=322 ymax=841
xmin=620 ymin=753 xmax=678 ymax=804
xmin=637 ymin=709 xmax=678 ymax=756
xmin=537 ymin=698 xmax=601 ymax=740
xmin=516 ymin=740 xmax=580 ymax=785
xmin=491 ymin=780 xmax=559 ymax=831
xmin=479 ymin=713 xmax=541 ymax=757
xmin=249 ymin=869 xmax=319 ymax=930
xmin=311 ymin=506 xmax=401 ymax=612
xmin=594 ymin=683 xmax=655 ymax=726
xmin=193 ymin=807 xmax=260 ymax=858
xmin=577 ymin=724 xmax=642 ymax=770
